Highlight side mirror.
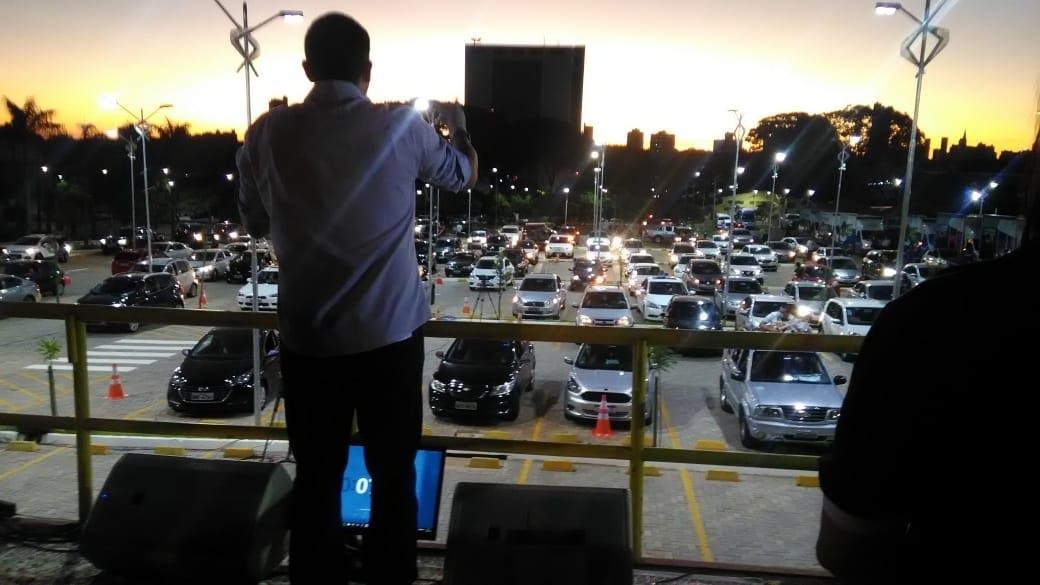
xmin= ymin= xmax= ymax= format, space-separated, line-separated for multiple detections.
xmin=181 ymin=348 xmax=191 ymax=356
xmin=434 ymin=350 xmax=445 ymax=359
xmin=829 ymin=317 xmax=840 ymax=325
xmin=834 ymin=375 xmax=848 ymax=385
xmin=563 ymin=356 xmax=574 ymax=365
xmin=730 ymin=371 xmax=744 ymax=382
xmin=245 ymin=277 xmax=252 ymax=284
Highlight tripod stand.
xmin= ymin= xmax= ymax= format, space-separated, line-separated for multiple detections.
xmin=470 ymin=286 xmax=502 ymax=320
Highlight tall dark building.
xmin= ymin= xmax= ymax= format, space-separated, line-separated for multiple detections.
xmin=464 ymin=44 xmax=586 ymax=130
xmin=650 ymin=131 xmax=676 ymax=153
xmin=626 ymin=129 xmax=645 ymax=151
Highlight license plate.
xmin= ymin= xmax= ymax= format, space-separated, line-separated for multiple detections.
xmin=455 ymin=401 xmax=478 ymax=411
xmin=190 ymin=392 xmax=215 ymax=401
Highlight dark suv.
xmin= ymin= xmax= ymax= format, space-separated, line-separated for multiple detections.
xmin=226 ymin=250 xmax=273 ymax=284
xmin=77 ymin=272 xmax=184 ymax=332
xmin=0 ymin=260 xmax=68 ymax=296
xmin=428 ymin=339 xmax=536 ymax=421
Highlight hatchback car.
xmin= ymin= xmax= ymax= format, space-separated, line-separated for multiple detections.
xmin=167 ymin=327 xmax=280 ymax=414
xmin=569 ymin=258 xmax=608 ymax=291
xmin=719 ymin=349 xmax=846 ymax=448
xmin=782 ymin=281 xmax=836 ymax=325
xmin=730 ymin=228 xmax=755 ymax=247
xmin=627 ymin=253 xmax=656 ymax=266
xmin=662 ymin=296 xmax=724 ymax=354
xmin=636 ymin=276 xmax=688 ymax=321
xmin=0 ymin=260 xmax=67 ymax=297
xmin=468 ymin=255 xmax=515 ymax=290
xmin=851 ymin=279 xmax=894 ymax=302
xmin=695 ymin=240 xmax=722 ymax=259
xmin=726 ymin=253 xmax=764 ymax=283
xmin=710 ymin=235 xmax=730 ymax=253
xmin=713 ymin=277 xmax=764 ymax=317
xmin=485 ymin=234 xmax=510 ymax=254
xmin=563 ymin=344 xmax=653 ymax=424
xmin=512 ymin=273 xmax=567 ymax=319
xmin=819 ymin=256 xmax=861 ymax=286
xmin=545 ymin=235 xmax=575 ymax=258
xmin=428 ymin=338 xmax=535 ymax=421
xmin=433 ymin=237 xmax=462 ymax=262
xmin=189 ymin=248 xmax=232 ymax=281
xmin=132 ymin=258 xmax=199 ymax=298
xmin=77 ymin=272 xmax=184 ymax=331
xmin=444 ymin=252 xmax=478 ymax=277
xmin=744 ymin=244 xmax=778 ymax=271
xmin=821 ymin=298 xmax=886 ymax=360
xmin=237 ymin=266 xmax=279 ymax=311
xmin=734 ymin=294 xmax=794 ymax=332
xmin=683 ymin=260 xmax=725 ymax=294
xmin=501 ymin=248 xmax=530 ymax=277
xmin=0 ymin=275 xmax=41 ymax=303
xmin=574 ymin=286 xmax=633 ymax=327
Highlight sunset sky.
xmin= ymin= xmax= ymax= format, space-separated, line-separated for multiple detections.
xmin=2 ymin=0 xmax=1038 ymax=151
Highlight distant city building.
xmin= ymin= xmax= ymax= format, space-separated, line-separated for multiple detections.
xmin=650 ymin=131 xmax=676 ymax=153
xmin=464 ymin=44 xmax=585 ymax=130
xmin=948 ymin=131 xmax=996 ymax=165
xmin=626 ymin=128 xmax=645 ymax=151
xmin=583 ymin=124 xmax=595 ymax=143
xmin=923 ymin=138 xmax=932 ymax=160
xmin=713 ymin=132 xmax=736 ymax=154
xmin=933 ymin=136 xmax=950 ymax=161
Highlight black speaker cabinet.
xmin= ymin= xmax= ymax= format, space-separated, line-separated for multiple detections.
xmin=445 ymin=482 xmax=632 ymax=585
xmin=80 ymin=453 xmax=292 ymax=583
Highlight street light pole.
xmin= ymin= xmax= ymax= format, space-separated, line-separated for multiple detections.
xmin=563 ymin=187 xmax=571 ymax=225
xmin=876 ymin=0 xmax=951 ymax=297
xmin=833 ymin=135 xmax=861 ymax=245
xmin=770 ymin=151 xmax=786 ymax=237
xmin=107 ymin=130 xmax=138 ymax=244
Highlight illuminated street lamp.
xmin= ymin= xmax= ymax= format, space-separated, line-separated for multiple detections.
xmin=769 ymin=151 xmax=786 ymax=233
xmin=876 ymin=0 xmax=952 ymax=297
xmin=562 ymin=187 xmax=571 ymax=225
xmin=833 ymin=135 xmax=862 ymax=243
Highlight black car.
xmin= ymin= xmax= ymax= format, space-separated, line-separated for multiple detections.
xmin=226 ymin=251 xmax=273 ymax=284
xmin=683 ymin=260 xmax=725 ymax=294
xmin=429 ymin=339 xmax=536 ymax=421
xmin=662 ymin=295 xmax=723 ymax=355
xmin=0 ymin=260 xmax=67 ymax=296
xmin=433 ymin=237 xmax=461 ymax=262
xmin=485 ymin=235 xmax=509 ymax=254
xmin=77 ymin=272 xmax=184 ymax=332
xmin=501 ymin=248 xmax=530 ymax=277
xmin=98 ymin=227 xmax=160 ymax=255
xmin=569 ymin=259 xmax=608 ymax=291
xmin=444 ymin=252 xmax=478 ymax=277
xmin=167 ymin=327 xmax=280 ymax=414
xmin=861 ymin=249 xmax=898 ymax=280
xmin=415 ymin=240 xmax=437 ymax=270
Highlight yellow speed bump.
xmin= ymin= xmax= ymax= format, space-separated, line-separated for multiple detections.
xmin=271 ymin=421 xmax=286 ymax=428
xmin=483 ymin=430 xmax=513 ymax=440
xmin=467 ymin=457 xmax=503 ymax=470
xmin=154 ymin=446 xmax=186 ymax=457
xmin=693 ymin=439 xmax=727 ymax=451
xmin=796 ymin=475 xmax=820 ymax=488
xmin=90 ymin=444 xmax=111 ymax=456
xmin=627 ymin=465 xmax=662 ymax=477
xmin=541 ymin=460 xmax=575 ymax=472
xmin=421 ymin=426 xmax=433 ymax=436
xmin=705 ymin=469 xmax=740 ymax=482
xmin=548 ymin=432 xmax=580 ymax=444
xmin=621 ymin=433 xmax=652 ymax=446
xmin=223 ymin=447 xmax=255 ymax=460
xmin=6 ymin=441 xmax=39 ymax=452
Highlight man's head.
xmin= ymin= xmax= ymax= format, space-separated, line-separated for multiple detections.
xmin=302 ymin=13 xmax=371 ymax=92
xmin=779 ymin=304 xmax=793 ymax=318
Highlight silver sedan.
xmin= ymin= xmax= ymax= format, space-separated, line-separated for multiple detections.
xmin=0 ymin=275 xmax=42 ymax=303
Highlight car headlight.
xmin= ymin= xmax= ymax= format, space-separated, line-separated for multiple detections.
xmin=826 ymin=408 xmax=841 ymax=420
xmin=63 ymin=243 xmax=72 ymax=253
xmin=551 ymin=297 xmax=560 ymax=305
xmin=795 ymin=305 xmax=811 ymax=317
xmin=118 ymin=237 xmax=128 ymax=246
xmin=617 ymin=315 xmax=632 ymax=326
xmin=169 ymin=369 xmax=186 ymax=388
xmin=491 ymin=380 xmax=515 ymax=396
xmin=99 ymin=238 xmax=107 ymax=246
xmin=25 ymin=247 xmax=38 ymax=255
xmin=566 ymin=376 xmax=581 ymax=394
xmin=110 ymin=301 xmax=126 ymax=308
xmin=881 ymin=267 xmax=896 ymax=277
xmin=232 ymin=371 xmax=254 ymax=386
xmin=572 ymin=275 xmax=580 ymax=281
xmin=578 ymin=314 xmax=593 ymax=325
xmin=669 ymin=254 xmax=678 ymax=263
xmin=430 ymin=379 xmax=445 ymax=392
xmin=753 ymin=405 xmax=784 ymax=419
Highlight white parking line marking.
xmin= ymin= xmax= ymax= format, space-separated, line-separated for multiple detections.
xmin=87 ymin=359 xmax=156 ymax=365
xmin=87 ymin=351 xmax=174 ymax=358
xmin=94 ymin=345 xmax=187 ymax=351
xmin=115 ymin=339 xmax=196 ymax=345
xmin=25 ymin=365 xmax=137 ymax=372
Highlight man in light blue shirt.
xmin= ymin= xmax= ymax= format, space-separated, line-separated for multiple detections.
xmin=237 ymin=12 xmax=477 ymax=585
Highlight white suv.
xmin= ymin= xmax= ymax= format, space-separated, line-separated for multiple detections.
xmin=636 ymin=276 xmax=688 ymax=321
xmin=468 ymin=255 xmax=514 ymax=290
xmin=545 ymin=235 xmax=575 ymax=258
xmin=574 ymin=285 xmax=633 ymax=327
xmin=237 ymin=266 xmax=279 ymax=311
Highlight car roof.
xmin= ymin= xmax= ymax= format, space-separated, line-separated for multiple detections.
xmin=858 ymin=279 xmax=894 ymax=286
xmin=730 ymin=253 xmax=755 ymax=258
xmin=790 ymin=280 xmax=826 ymax=287
xmin=523 ymin=273 xmax=557 ymax=279
xmin=669 ymin=294 xmax=713 ymax=304
xmin=647 ymin=275 xmax=682 ymax=282
xmin=629 ymin=262 xmax=659 ymax=269
xmin=259 ymin=266 xmax=279 ymax=273
xmin=585 ymin=285 xmax=625 ymax=293
xmin=828 ymin=297 xmax=887 ymax=308
xmin=747 ymin=294 xmax=791 ymax=302
xmin=722 ymin=276 xmax=758 ymax=283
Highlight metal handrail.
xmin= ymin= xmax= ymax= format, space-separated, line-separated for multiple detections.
xmin=0 ymin=302 xmax=860 ymax=559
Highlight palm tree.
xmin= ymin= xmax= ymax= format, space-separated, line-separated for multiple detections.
xmin=2 ymin=97 xmax=66 ymax=233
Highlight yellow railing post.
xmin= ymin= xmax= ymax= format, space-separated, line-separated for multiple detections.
xmin=629 ymin=337 xmax=648 ymax=560
xmin=68 ymin=315 xmax=93 ymax=524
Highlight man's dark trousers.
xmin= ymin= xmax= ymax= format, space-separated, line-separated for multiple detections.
xmin=281 ymin=327 xmax=424 ymax=585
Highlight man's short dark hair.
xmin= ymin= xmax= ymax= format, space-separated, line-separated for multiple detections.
xmin=304 ymin=13 xmax=370 ymax=82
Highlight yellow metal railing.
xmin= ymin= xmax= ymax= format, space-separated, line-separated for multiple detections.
xmin=0 ymin=302 xmax=862 ymax=560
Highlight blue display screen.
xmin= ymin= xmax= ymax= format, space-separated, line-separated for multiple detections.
xmin=340 ymin=445 xmax=445 ymax=540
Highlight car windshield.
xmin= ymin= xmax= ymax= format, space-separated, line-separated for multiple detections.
xmin=634 ymin=266 xmax=662 ymax=276
xmin=573 ymin=260 xmax=595 ymax=270
xmin=501 ymin=227 xmax=519 ymax=234
xmin=195 ymin=251 xmax=221 ymax=261
xmin=132 ymin=263 xmax=168 ymax=273
xmin=624 ymin=240 xmax=643 ymax=249
xmin=752 ymin=301 xmax=790 ymax=317
xmin=0 ymin=264 xmax=31 ymax=277
xmin=189 ymin=330 xmax=253 ymax=359
xmin=473 ymin=231 xmax=487 ymax=237
xmin=730 ymin=256 xmax=757 ymax=265
xmin=549 ymin=236 xmax=569 ymax=243
xmin=475 ymin=258 xmax=498 ymax=269
xmin=672 ymin=245 xmax=694 ymax=254
xmin=15 ymin=236 xmax=44 ymax=245
xmin=747 ymin=246 xmax=769 ymax=254
xmin=864 ymin=284 xmax=893 ymax=300
xmin=648 ymin=281 xmax=686 ymax=295
xmin=91 ymin=278 xmax=139 ymax=294
xmin=581 ymin=292 xmax=627 ymax=309
xmin=576 ymin=344 xmax=632 ymax=371
xmin=846 ymin=306 xmax=882 ymax=326
xmin=588 ymin=244 xmax=606 ymax=252
xmin=830 ymin=258 xmax=857 ymax=270
xmin=697 ymin=241 xmax=717 ymax=248
xmin=688 ymin=263 xmax=719 ymax=275
xmin=520 ymin=278 xmax=556 ymax=292
xmin=670 ymin=301 xmax=717 ymax=320
xmin=435 ymin=239 xmax=455 ymax=247
xmin=256 ymin=271 xmax=278 ymax=285
xmin=797 ymin=286 xmax=827 ymax=300
xmin=488 ymin=236 xmax=506 ymax=243
xmin=750 ymin=351 xmax=829 ymax=384
xmin=768 ymin=243 xmax=789 ymax=251
xmin=916 ymin=265 xmax=938 ymax=278
xmin=726 ymin=280 xmax=763 ymax=294
xmin=452 ymin=253 xmax=476 ymax=263
xmin=629 ymin=255 xmax=654 ymax=264
xmin=733 ymin=230 xmax=750 ymax=236
xmin=445 ymin=339 xmax=513 ymax=365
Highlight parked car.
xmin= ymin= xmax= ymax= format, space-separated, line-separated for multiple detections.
xmin=468 ymin=229 xmax=488 ymax=245
xmin=662 ymin=296 xmax=723 ymax=354
xmin=518 ymin=239 xmax=540 ymax=264
xmin=444 ymin=252 xmax=478 ymax=277
xmin=226 ymin=250 xmax=273 ymax=284
xmin=816 ymin=256 xmax=860 ymax=286
xmin=766 ymin=241 xmax=797 ymax=263
xmin=563 ymin=344 xmax=653 ymax=424
xmin=569 ymin=258 xmax=608 ymax=291
xmin=77 ymin=272 xmax=184 ymax=331
xmin=0 ymin=260 xmax=67 ymax=297
xmin=669 ymin=242 xmax=696 ymax=267
xmin=626 ymin=263 xmax=664 ymax=295
xmin=744 ymin=244 xmax=779 ymax=271
xmin=499 ymin=225 xmax=522 ymax=247
xmin=821 ymin=298 xmax=887 ymax=360
xmin=167 ymin=327 xmax=280 ymax=414
xmin=636 ymin=276 xmax=688 ymax=321
xmin=237 ymin=266 xmax=279 ymax=311
xmin=713 ymin=277 xmax=764 ymax=317
xmin=111 ymin=249 xmax=155 ymax=274
xmin=719 ymin=349 xmax=846 ymax=448
xmin=902 ymin=262 xmax=940 ymax=286
xmin=811 ymin=246 xmax=843 ymax=263
xmin=735 ymin=294 xmax=794 ymax=332
xmin=574 ymin=285 xmax=633 ymax=327
xmin=433 ymin=237 xmax=462 ymax=262
xmin=132 ymin=258 xmax=199 ymax=298
xmin=781 ymin=281 xmax=836 ymax=326
xmin=467 ymin=255 xmax=515 ymax=290
xmin=149 ymin=241 xmax=194 ymax=260
xmin=861 ymin=249 xmax=898 ymax=280
xmin=0 ymin=275 xmax=41 ymax=303
xmin=851 ymin=279 xmax=894 ymax=302
xmin=682 ymin=260 xmax=725 ymax=294
xmin=730 ymin=228 xmax=755 ymax=248
xmin=725 ymin=253 xmax=764 ymax=283
xmin=189 ymin=248 xmax=232 ymax=281
xmin=695 ymin=240 xmax=722 ymax=260
xmin=428 ymin=338 xmax=535 ymax=421
xmin=485 ymin=234 xmax=510 ymax=254
xmin=619 ymin=238 xmax=646 ymax=261
xmin=710 ymin=234 xmax=730 ymax=253
xmin=3 ymin=234 xmax=61 ymax=261
xmin=512 ymin=273 xmax=567 ymax=319
xmin=545 ymin=235 xmax=575 ymax=259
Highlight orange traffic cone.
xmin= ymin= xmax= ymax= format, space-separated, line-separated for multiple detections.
xmin=106 ymin=363 xmax=126 ymax=400
xmin=591 ymin=395 xmax=613 ymax=438
xmin=461 ymin=296 xmax=472 ymax=316
xmin=198 ymin=281 xmax=208 ymax=309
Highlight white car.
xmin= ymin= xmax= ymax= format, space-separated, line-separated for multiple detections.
xmin=468 ymin=230 xmax=488 ymax=245
xmin=586 ymin=243 xmax=613 ymax=265
xmin=744 ymin=244 xmax=778 ymax=271
xmin=499 ymin=225 xmax=521 ymax=247
xmin=781 ymin=237 xmax=809 ymax=257
xmin=671 ymin=254 xmax=702 ymax=280
xmin=4 ymin=234 xmax=60 ymax=261
xmin=627 ymin=253 xmax=655 ymax=266
xmin=237 ymin=266 xmax=279 ymax=311
xmin=711 ymin=234 xmax=731 ymax=252
xmin=695 ymin=240 xmax=722 ymax=259
xmin=902 ymin=262 xmax=939 ymax=286
xmin=150 ymin=241 xmax=194 ymax=260
xmin=545 ymin=235 xmax=575 ymax=258
xmin=636 ymin=276 xmax=688 ymax=321
xmin=189 ymin=248 xmax=231 ymax=281
xmin=468 ymin=255 xmax=514 ymax=290
xmin=726 ymin=253 xmax=764 ymax=283
xmin=584 ymin=231 xmax=610 ymax=249
xmin=626 ymin=263 xmax=664 ymax=295
xmin=619 ymin=238 xmax=646 ymax=261
xmin=821 ymin=298 xmax=886 ymax=337
xmin=574 ymin=285 xmax=633 ymax=327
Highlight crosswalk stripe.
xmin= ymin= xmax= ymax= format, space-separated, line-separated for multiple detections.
xmin=115 ymin=339 xmax=197 ymax=345
xmin=87 ymin=359 xmax=156 ymax=365
xmin=25 ymin=365 xmax=137 ymax=372
xmin=87 ymin=351 xmax=175 ymax=358
xmin=95 ymin=345 xmax=187 ymax=351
